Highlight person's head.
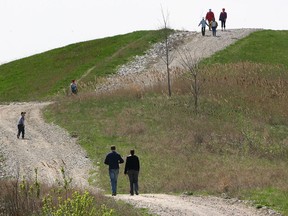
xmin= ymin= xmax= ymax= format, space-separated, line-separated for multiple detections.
xmin=209 ymin=9 xmax=212 ymax=12
xmin=72 ymin=79 xmax=75 ymax=83
xmin=130 ymin=149 xmax=135 ymax=155
xmin=111 ymin=145 xmax=116 ymax=151
xmin=21 ymin=112 xmax=26 ymax=116
xmin=222 ymin=8 xmax=225 ymax=11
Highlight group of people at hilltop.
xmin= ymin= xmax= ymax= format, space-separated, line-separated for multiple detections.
xmin=198 ymin=8 xmax=227 ymax=36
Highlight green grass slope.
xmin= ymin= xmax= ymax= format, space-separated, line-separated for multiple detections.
xmin=206 ymin=30 xmax=288 ymax=67
xmin=0 ymin=30 xmax=169 ymax=102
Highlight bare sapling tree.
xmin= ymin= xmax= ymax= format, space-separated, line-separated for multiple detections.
xmin=160 ymin=7 xmax=175 ymax=97
xmin=177 ymin=48 xmax=202 ymax=113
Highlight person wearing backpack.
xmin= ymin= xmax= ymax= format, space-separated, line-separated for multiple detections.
xmin=210 ymin=18 xmax=218 ymax=37
xmin=70 ymin=79 xmax=78 ymax=95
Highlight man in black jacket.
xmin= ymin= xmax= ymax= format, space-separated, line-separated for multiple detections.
xmin=104 ymin=145 xmax=124 ymax=196
xmin=124 ymin=149 xmax=140 ymax=195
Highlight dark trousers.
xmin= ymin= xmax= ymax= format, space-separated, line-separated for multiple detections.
xmin=17 ymin=124 xmax=25 ymax=138
xmin=127 ymin=170 xmax=139 ymax=195
xmin=201 ymin=27 xmax=206 ymax=36
xmin=221 ymin=20 xmax=226 ymax=29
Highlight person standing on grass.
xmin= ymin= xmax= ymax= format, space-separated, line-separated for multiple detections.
xmin=210 ymin=18 xmax=218 ymax=37
xmin=124 ymin=149 xmax=140 ymax=196
xmin=205 ymin=9 xmax=215 ymax=31
xmin=70 ymin=79 xmax=78 ymax=95
xmin=219 ymin=8 xmax=227 ymax=31
xmin=17 ymin=112 xmax=26 ymax=139
xmin=104 ymin=145 xmax=124 ymax=196
xmin=198 ymin=17 xmax=209 ymax=36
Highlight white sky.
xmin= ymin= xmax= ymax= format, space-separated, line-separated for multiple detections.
xmin=0 ymin=0 xmax=287 ymax=64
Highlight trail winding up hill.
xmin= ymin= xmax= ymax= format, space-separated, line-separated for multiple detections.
xmin=0 ymin=29 xmax=281 ymax=216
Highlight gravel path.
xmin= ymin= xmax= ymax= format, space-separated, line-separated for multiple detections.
xmin=0 ymin=29 xmax=282 ymax=215
xmin=0 ymin=102 xmax=95 ymax=189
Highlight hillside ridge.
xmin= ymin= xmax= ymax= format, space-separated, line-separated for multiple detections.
xmin=1 ymin=28 xmax=280 ymax=216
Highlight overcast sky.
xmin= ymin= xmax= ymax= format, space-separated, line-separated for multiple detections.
xmin=0 ymin=0 xmax=287 ymax=64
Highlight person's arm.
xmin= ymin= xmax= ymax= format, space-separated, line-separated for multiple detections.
xmin=137 ymin=157 xmax=140 ymax=171
xmin=104 ymin=155 xmax=109 ymax=165
xmin=118 ymin=154 xmax=124 ymax=164
xmin=124 ymin=157 xmax=128 ymax=174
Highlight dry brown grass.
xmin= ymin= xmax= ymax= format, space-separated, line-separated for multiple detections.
xmin=118 ymin=62 xmax=288 ymax=194
xmin=48 ymin=61 xmax=288 ymax=200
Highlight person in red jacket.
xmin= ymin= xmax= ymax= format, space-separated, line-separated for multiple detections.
xmin=205 ymin=9 xmax=215 ymax=31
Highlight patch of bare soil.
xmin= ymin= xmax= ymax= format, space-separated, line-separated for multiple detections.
xmin=0 ymin=102 xmax=96 ymax=190
xmin=0 ymin=29 xmax=281 ymax=215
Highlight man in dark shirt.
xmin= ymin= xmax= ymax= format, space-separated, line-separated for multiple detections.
xmin=124 ymin=149 xmax=140 ymax=195
xmin=17 ymin=112 xmax=26 ymax=139
xmin=104 ymin=145 xmax=124 ymax=196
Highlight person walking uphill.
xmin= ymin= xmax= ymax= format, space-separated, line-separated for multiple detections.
xmin=17 ymin=112 xmax=26 ymax=139
xmin=124 ymin=149 xmax=140 ymax=196
xmin=198 ymin=17 xmax=209 ymax=36
xmin=104 ymin=145 xmax=124 ymax=196
xmin=205 ymin=9 xmax=215 ymax=31
xmin=219 ymin=8 xmax=227 ymax=31
xmin=210 ymin=18 xmax=218 ymax=37
xmin=70 ymin=79 xmax=78 ymax=95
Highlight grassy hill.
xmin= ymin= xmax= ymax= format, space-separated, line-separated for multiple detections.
xmin=2 ymin=29 xmax=288 ymax=215
xmin=0 ymin=30 xmax=169 ymax=101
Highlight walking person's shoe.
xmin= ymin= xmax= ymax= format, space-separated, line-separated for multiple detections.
xmin=17 ymin=135 xmax=19 ymax=139
xmin=135 ymin=191 xmax=139 ymax=195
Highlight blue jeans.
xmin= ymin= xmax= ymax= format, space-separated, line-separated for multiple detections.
xmin=212 ymin=27 xmax=217 ymax=36
xmin=109 ymin=169 xmax=119 ymax=195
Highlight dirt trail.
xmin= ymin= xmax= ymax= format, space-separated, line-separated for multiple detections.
xmin=0 ymin=102 xmax=95 ymax=189
xmin=114 ymin=194 xmax=275 ymax=216
xmin=0 ymin=29 xmax=281 ymax=215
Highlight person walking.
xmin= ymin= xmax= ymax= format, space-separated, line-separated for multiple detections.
xmin=198 ymin=17 xmax=209 ymax=36
xmin=104 ymin=145 xmax=124 ymax=196
xmin=205 ymin=9 xmax=215 ymax=31
xmin=70 ymin=79 xmax=78 ymax=95
xmin=210 ymin=18 xmax=218 ymax=37
xmin=124 ymin=149 xmax=140 ymax=196
xmin=219 ymin=8 xmax=227 ymax=31
xmin=17 ymin=112 xmax=26 ymax=139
